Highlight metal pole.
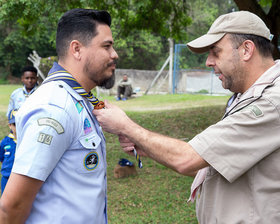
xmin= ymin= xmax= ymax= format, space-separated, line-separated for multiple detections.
xmin=168 ymin=38 xmax=174 ymax=94
xmin=144 ymin=56 xmax=170 ymax=95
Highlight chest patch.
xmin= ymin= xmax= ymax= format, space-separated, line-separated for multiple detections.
xmin=242 ymin=105 xmax=263 ymax=117
xmin=75 ymin=102 xmax=84 ymax=113
xmin=83 ymin=118 xmax=92 ymax=134
xmin=84 ymin=151 xmax=99 ymax=170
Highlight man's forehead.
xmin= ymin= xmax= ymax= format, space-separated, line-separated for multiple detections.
xmin=94 ymin=24 xmax=113 ymax=42
xmin=209 ymin=35 xmax=230 ymax=50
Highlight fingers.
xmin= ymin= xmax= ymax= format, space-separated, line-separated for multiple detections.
xmin=104 ymin=100 xmax=110 ymax=108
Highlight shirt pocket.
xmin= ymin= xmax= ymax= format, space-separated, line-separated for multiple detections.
xmin=76 ymin=133 xmax=103 ymax=174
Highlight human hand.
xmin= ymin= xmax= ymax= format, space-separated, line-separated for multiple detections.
xmin=119 ymin=135 xmax=147 ymax=157
xmin=92 ymin=100 xmax=131 ymax=135
xmin=118 ymin=134 xmax=135 ymax=155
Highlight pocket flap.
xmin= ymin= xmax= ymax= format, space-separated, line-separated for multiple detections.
xmin=79 ymin=133 xmax=101 ymax=149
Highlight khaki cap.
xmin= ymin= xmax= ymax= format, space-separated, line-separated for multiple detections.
xmin=187 ymin=11 xmax=272 ymax=53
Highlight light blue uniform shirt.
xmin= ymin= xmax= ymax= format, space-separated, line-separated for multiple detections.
xmin=6 ymin=85 xmax=37 ymax=117
xmin=12 ymin=81 xmax=107 ymax=223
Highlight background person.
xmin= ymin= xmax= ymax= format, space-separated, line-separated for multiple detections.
xmin=93 ymin=11 xmax=280 ymax=224
xmin=116 ymin=74 xmax=132 ymax=101
xmin=6 ymin=66 xmax=38 ymax=117
xmin=0 ymin=109 xmax=17 ymax=195
xmin=0 ymin=8 xmax=118 ymax=224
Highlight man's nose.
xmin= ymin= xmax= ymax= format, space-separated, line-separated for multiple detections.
xmin=111 ymin=48 xmax=118 ymax=59
xmin=206 ymin=54 xmax=215 ymax=67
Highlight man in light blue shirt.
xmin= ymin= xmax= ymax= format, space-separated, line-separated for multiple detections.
xmin=6 ymin=66 xmax=38 ymax=117
xmin=0 ymin=8 xmax=118 ymax=224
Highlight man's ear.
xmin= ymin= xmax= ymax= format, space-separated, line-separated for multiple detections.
xmin=69 ymin=40 xmax=82 ymax=61
xmin=241 ymin=40 xmax=255 ymax=61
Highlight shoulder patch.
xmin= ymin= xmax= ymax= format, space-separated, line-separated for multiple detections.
xmin=37 ymin=132 xmax=53 ymax=145
xmin=242 ymin=105 xmax=263 ymax=117
xmin=37 ymin=117 xmax=64 ymax=134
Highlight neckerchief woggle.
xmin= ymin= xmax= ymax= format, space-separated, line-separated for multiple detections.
xmin=43 ymin=63 xmax=142 ymax=168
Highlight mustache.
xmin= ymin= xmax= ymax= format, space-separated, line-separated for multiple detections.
xmin=107 ymin=60 xmax=118 ymax=67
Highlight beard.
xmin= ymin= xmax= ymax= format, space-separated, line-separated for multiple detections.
xmin=98 ymin=72 xmax=115 ymax=89
xmin=84 ymin=59 xmax=117 ymax=89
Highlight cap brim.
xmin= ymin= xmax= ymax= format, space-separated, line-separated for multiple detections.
xmin=187 ymin=33 xmax=226 ymax=53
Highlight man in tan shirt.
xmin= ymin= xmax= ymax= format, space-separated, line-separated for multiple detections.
xmin=93 ymin=11 xmax=280 ymax=223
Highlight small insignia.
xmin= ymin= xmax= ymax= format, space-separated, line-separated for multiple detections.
xmin=37 ymin=133 xmax=53 ymax=145
xmin=38 ymin=118 xmax=64 ymax=134
xmin=4 ymin=145 xmax=11 ymax=150
xmin=75 ymin=102 xmax=84 ymax=113
xmin=83 ymin=118 xmax=92 ymax=134
xmin=84 ymin=152 xmax=99 ymax=170
xmin=242 ymin=105 xmax=263 ymax=117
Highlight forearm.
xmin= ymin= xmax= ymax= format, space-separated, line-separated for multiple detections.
xmin=0 ymin=173 xmax=43 ymax=224
xmin=120 ymin=119 xmax=207 ymax=175
xmin=0 ymin=201 xmax=29 ymax=224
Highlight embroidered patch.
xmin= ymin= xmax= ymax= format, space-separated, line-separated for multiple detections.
xmin=83 ymin=118 xmax=92 ymax=134
xmin=84 ymin=151 xmax=99 ymax=170
xmin=38 ymin=118 xmax=64 ymax=134
xmin=75 ymin=102 xmax=84 ymax=113
xmin=242 ymin=105 xmax=263 ymax=117
xmin=4 ymin=151 xmax=10 ymax=156
xmin=4 ymin=145 xmax=11 ymax=150
xmin=37 ymin=133 xmax=53 ymax=145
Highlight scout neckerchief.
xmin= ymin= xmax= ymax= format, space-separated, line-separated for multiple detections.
xmin=43 ymin=69 xmax=142 ymax=168
xmin=8 ymin=133 xmax=17 ymax=144
xmin=43 ymin=70 xmax=104 ymax=109
xmin=23 ymin=85 xmax=37 ymax=98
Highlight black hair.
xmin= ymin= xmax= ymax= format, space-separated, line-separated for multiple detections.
xmin=56 ymin=8 xmax=111 ymax=60
xmin=22 ymin=66 xmax=37 ymax=75
xmin=229 ymin=33 xmax=274 ymax=58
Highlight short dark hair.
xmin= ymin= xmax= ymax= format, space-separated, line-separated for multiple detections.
xmin=229 ymin=33 xmax=274 ymax=58
xmin=56 ymin=9 xmax=111 ymax=60
xmin=22 ymin=66 xmax=37 ymax=75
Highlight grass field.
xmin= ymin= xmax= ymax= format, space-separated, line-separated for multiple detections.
xmin=0 ymin=84 xmax=229 ymax=223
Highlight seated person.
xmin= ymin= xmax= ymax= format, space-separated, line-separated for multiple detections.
xmin=116 ymin=75 xmax=132 ymax=101
xmin=6 ymin=66 xmax=38 ymax=117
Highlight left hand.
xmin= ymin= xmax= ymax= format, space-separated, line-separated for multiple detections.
xmin=119 ymin=135 xmax=148 ymax=157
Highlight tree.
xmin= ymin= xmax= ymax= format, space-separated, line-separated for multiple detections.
xmin=234 ymin=0 xmax=280 ymax=59
xmin=0 ymin=0 xmax=192 ymax=76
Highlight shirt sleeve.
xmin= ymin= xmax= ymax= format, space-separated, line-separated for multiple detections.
xmin=189 ymin=97 xmax=280 ymax=182
xmin=12 ymin=104 xmax=75 ymax=181
xmin=6 ymin=93 xmax=15 ymax=117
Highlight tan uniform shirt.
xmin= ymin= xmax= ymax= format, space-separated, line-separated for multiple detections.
xmin=189 ymin=60 xmax=280 ymax=224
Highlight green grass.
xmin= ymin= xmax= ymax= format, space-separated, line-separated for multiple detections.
xmin=0 ymin=84 xmax=21 ymax=113
xmin=0 ymin=85 xmax=229 ymax=223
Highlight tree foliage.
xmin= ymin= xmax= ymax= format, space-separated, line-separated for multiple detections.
xmin=0 ymin=0 xmax=192 ymax=76
xmin=1 ymin=0 xmax=278 ymax=78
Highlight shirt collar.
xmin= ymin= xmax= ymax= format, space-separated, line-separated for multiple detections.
xmin=48 ymin=62 xmax=67 ymax=75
